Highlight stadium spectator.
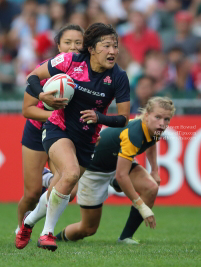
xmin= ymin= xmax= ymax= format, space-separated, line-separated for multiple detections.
xmin=8 ymin=0 xmax=50 ymax=49
xmin=100 ymin=0 xmax=133 ymax=25
xmin=181 ymin=0 xmax=194 ymax=10
xmin=116 ymin=43 xmax=142 ymax=88
xmin=192 ymin=3 xmax=201 ymax=37
xmin=86 ymin=0 xmax=102 ymax=25
xmin=166 ymin=45 xmax=185 ymax=87
xmin=143 ymin=49 xmax=192 ymax=96
xmin=68 ymin=11 xmax=89 ymax=30
xmin=49 ymin=1 xmax=67 ymax=32
xmin=174 ymin=56 xmax=192 ymax=92
xmin=0 ymin=0 xmax=21 ymax=92
xmin=34 ymin=31 xmax=55 ymax=62
xmin=130 ymin=75 xmax=155 ymax=114
xmin=167 ymin=45 xmax=185 ymax=66
xmin=143 ymin=51 xmax=168 ymax=93
xmin=191 ymin=43 xmax=201 ymax=94
xmin=8 ymin=0 xmax=50 ymax=87
xmin=145 ymin=46 xmax=193 ymax=96
xmin=0 ymin=44 xmax=16 ymax=92
xmin=156 ymin=0 xmax=181 ymax=35
xmin=89 ymin=10 xmax=111 ymax=26
xmin=121 ymin=2 xmax=161 ymax=64
xmin=131 ymin=0 xmax=159 ymax=30
xmin=15 ymin=23 xmax=130 ymax=251
xmin=0 ymin=0 xmax=21 ymax=32
xmin=163 ymin=10 xmax=201 ymax=55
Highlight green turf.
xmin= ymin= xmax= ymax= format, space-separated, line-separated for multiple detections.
xmin=0 ymin=204 xmax=200 ymax=267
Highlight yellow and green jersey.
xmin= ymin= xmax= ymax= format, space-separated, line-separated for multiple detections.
xmin=88 ymin=119 xmax=157 ymax=173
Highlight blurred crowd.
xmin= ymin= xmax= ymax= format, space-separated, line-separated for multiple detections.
xmin=1 ymin=0 xmax=201 ymax=113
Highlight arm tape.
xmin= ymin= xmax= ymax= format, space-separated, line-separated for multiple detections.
xmin=132 ymin=198 xmax=154 ymax=219
xmin=27 ymin=75 xmax=43 ymax=99
xmin=95 ymin=111 xmax=126 ymax=127
xmin=138 ymin=203 xmax=154 ymax=219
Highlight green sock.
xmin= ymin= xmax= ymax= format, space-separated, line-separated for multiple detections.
xmin=56 ymin=229 xmax=69 ymax=242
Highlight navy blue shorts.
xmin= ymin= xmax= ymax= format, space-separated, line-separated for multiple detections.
xmin=21 ymin=120 xmax=44 ymax=151
xmin=42 ymin=121 xmax=95 ymax=168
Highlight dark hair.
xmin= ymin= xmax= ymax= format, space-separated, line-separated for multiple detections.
xmin=24 ymin=0 xmax=37 ymax=5
xmin=54 ymin=24 xmax=84 ymax=45
xmin=144 ymin=49 xmax=160 ymax=59
xmin=167 ymin=45 xmax=185 ymax=54
xmin=137 ymin=74 xmax=156 ymax=85
xmin=80 ymin=23 xmax=118 ymax=54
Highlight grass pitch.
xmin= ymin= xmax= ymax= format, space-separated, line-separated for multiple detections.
xmin=0 ymin=204 xmax=200 ymax=267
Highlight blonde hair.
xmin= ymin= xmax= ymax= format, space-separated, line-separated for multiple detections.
xmin=136 ymin=96 xmax=176 ymax=120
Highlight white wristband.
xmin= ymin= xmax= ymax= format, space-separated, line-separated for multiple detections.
xmin=137 ymin=203 xmax=154 ymax=219
xmin=132 ymin=197 xmax=154 ymax=219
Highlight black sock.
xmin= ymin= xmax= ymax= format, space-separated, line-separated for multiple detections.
xmin=56 ymin=229 xmax=69 ymax=241
xmin=24 ymin=224 xmax=32 ymax=229
xmin=119 ymin=206 xmax=143 ymax=240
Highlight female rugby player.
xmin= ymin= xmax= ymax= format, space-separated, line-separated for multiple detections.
xmin=16 ymin=23 xmax=131 ymax=251
xmin=16 ymin=24 xmax=84 ymax=233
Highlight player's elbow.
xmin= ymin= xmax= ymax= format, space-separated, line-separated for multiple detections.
xmin=26 ymin=70 xmax=38 ymax=80
xmin=115 ymin=171 xmax=125 ymax=183
xmin=22 ymin=109 xmax=28 ymax=119
xmin=26 ymin=73 xmax=32 ymax=81
xmin=22 ymin=106 xmax=29 ymax=118
xmin=120 ymin=114 xmax=129 ymax=126
xmin=124 ymin=116 xmax=129 ymax=126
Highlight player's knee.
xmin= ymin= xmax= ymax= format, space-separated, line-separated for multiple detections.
xmin=79 ymin=224 xmax=98 ymax=238
xmin=84 ymin=226 xmax=98 ymax=237
xmin=24 ymin=189 xmax=41 ymax=204
xmin=61 ymin=169 xmax=80 ymax=186
xmin=146 ymin=181 xmax=158 ymax=200
xmin=68 ymin=174 xmax=79 ymax=186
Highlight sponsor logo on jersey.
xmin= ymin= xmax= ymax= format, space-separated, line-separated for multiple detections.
xmin=51 ymin=54 xmax=64 ymax=67
xmin=74 ymin=83 xmax=105 ymax=97
xmin=103 ymin=76 xmax=112 ymax=85
xmin=72 ymin=66 xmax=83 ymax=74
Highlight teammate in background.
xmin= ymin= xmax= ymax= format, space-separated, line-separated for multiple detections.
xmin=16 ymin=24 xmax=84 ymax=234
xmin=15 ymin=23 xmax=130 ymax=251
xmin=53 ymin=97 xmax=175 ymax=244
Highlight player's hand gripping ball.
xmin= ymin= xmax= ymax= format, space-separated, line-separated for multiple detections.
xmin=43 ymin=74 xmax=75 ymax=110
